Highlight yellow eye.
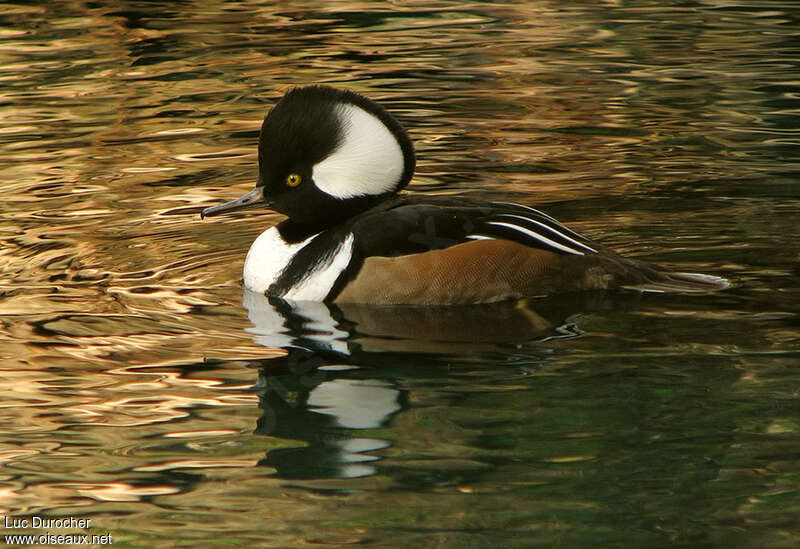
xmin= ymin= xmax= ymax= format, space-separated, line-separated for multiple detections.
xmin=286 ymin=173 xmax=302 ymax=187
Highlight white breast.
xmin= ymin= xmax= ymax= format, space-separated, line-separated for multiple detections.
xmin=242 ymin=227 xmax=354 ymax=301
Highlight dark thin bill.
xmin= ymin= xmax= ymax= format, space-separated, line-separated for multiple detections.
xmin=201 ymin=187 xmax=265 ymax=218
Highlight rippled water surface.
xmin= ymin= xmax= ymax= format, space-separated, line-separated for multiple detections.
xmin=1 ymin=1 xmax=799 ymax=547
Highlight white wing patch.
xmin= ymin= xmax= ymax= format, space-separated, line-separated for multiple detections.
xmin=312 ymin=103 xmax=404 ymax=199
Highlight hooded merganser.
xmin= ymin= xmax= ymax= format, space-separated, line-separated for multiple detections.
xmin=201 ymin=85 xmax=728 ymax=304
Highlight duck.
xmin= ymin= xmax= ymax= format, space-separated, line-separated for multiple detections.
xmin=201 ymin=85 xmax=728 ymax=305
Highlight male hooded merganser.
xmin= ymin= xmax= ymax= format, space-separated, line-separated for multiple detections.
xmin=201 ymin=85 xmax=728 ymax=304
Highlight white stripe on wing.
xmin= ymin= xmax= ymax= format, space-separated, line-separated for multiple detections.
xmin=492 ymin=213 xmax=597 ymax=254
xmin=485 ymin=221 xmax=587 ymax=255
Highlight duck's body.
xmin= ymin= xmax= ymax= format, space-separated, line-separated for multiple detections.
xmin=202 ymin=85 xmax=727 ymax=304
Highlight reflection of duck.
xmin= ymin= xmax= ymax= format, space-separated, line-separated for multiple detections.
xmin=202 ymin=85 xmax=728 ymax=304
xmin=254 ymin=367 xmax=401 ymax=479
xmin=244 ymin=290 xmax=573 ymax=479
xmin=243 ymin=289 xmax=580 ymax=357
xmin=243 ymin=289 xmax=658 ymax=481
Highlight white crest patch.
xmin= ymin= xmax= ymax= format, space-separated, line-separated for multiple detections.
xmin=312 ymin=103 xmax=404 ymax=199
xmin=242 ymin=227 xmax=354 ymax=301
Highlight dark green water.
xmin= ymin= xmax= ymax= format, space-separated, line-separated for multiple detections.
xmin=0 ymin=1 xmax=798 ymax=547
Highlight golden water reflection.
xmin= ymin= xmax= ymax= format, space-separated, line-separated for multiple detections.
xmin=0 ymin=1 xmax=798 ymax=547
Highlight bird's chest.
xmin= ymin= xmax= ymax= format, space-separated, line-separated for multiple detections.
xmin=242 ymin=227 xmax=354 ymax=301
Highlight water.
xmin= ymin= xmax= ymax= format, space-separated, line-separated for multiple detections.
xmin=1 ymin=1 xmax=799 ymax=547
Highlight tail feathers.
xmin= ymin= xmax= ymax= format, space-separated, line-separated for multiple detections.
xmin=624 ymin=271 xmax=730 ymax=294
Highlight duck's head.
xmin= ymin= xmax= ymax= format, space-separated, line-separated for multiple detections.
xmin=201 ymin=85 xmax=415 ymax=227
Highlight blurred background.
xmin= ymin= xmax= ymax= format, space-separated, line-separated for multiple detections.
xmin=0 ymin=1 xmax=798 ymax=547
